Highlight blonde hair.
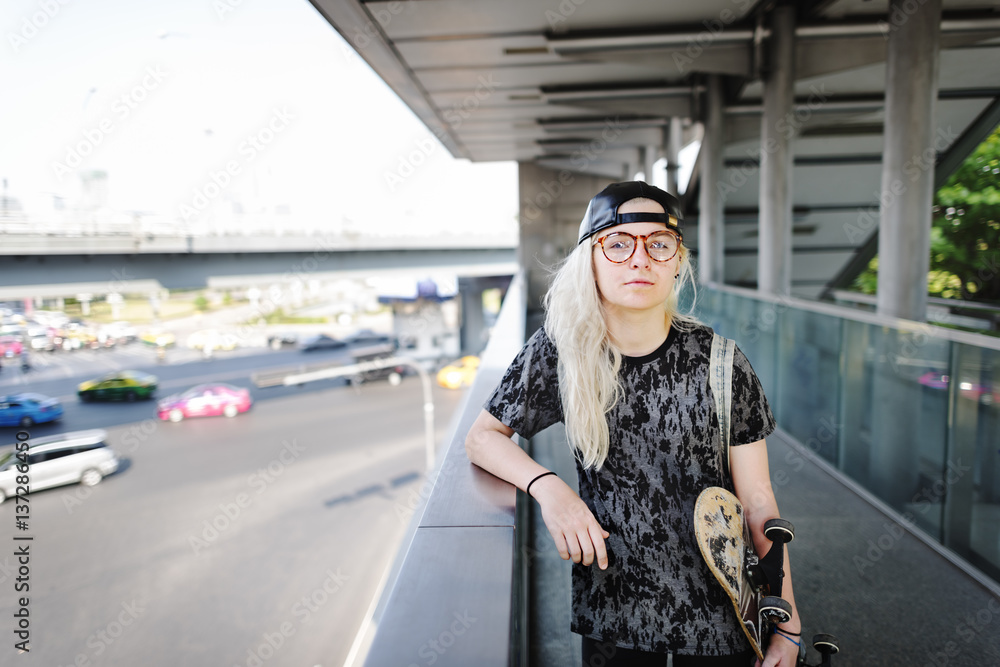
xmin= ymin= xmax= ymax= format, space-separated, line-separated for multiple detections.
xmin=543 ymin=218 xmax=699 ymax=470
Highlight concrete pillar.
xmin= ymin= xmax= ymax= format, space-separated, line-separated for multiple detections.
xmin=870 ymin=0 xmax=942 ymax=513
xmin=876 ymin=0 xmax=941 ymax=322
xmin=698 ymin=74 xmax=725 ymax=285
xmin=517 ymin=163 xmax=610 ymax=314
xmin=666 ymin=117 xmax=683 ymax=194
xmin=758 ymin=3 xmax=796 ymax=297
xmin=640 ymin=146 xmax=656 ymax=184
xmin=458 ymin=277 xmax=486 ymax=355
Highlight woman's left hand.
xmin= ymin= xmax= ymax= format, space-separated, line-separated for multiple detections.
xmin=756 ymin=632 xmax=800 ymax=667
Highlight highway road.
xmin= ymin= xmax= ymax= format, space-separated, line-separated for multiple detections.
xmin=0 ymin=345 xmax=468 ymax=666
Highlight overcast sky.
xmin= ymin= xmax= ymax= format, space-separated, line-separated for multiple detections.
xmin=0 ymin=0 xmax=518 ymax=234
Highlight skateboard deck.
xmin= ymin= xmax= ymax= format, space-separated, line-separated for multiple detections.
xmin=694 ymin=486 xmax=773 ymax=660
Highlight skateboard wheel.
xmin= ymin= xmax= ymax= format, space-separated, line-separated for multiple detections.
xmin=763 ymin=518 xmax=795 ymax=543
xmin=812 ymin=633 xmax=840 ymax=655
xmin=759 ymin=596 xmax=792 ymax=623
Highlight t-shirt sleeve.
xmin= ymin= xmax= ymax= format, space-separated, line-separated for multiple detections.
xmin=730 ymin=344 xmax=776 ymax=446
xmin=483 ymin=327 xmax=563 ymax=440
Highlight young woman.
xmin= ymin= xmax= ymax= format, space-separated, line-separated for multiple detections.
xmin=465 ymin=182 xmax=801 ymax=667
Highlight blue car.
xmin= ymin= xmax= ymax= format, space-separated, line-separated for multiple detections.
xmin=0 ymin=393 xmax=64 ymax=428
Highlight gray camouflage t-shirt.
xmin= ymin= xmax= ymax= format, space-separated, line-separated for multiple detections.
xmin=484 ymin=324 xmax=776 ymax=655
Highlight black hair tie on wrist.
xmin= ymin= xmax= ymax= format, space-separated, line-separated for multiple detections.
xmin=526 ymin=471 xmax=558 ymax=497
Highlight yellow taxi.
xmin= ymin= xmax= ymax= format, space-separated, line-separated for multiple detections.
xmin=140 ymin=329 xmax=176 ymax=348
xmin=186 ymin=329 xmax=240 ymax=351
xmin=436 ymin=356 xmax=480 ymax=389
xmin=78 ymin=371 xmax=158 ymax=402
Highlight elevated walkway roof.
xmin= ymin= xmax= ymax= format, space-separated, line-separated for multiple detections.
xmin=312 ymin=0 xmax=1000 ymax=298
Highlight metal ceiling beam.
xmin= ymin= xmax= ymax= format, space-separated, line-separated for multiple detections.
xmin=933 ymin=95 xmax=1000 ymax=190
xmin=541 ymin=85 xmax=697 ymax=103
xmin=547 ymin=15 xmax=1000 ymax=53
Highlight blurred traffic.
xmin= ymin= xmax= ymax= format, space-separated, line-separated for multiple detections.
xmin=0 ymin=279 xmax=496 ymax=666
xmin=436 ymin=355 xmax=480 ymax=389
xmin=157 ymin=383 xmax=252 ymax=422
xmin=0 ymin=428 xmax=119 ymax=503
xmin=0 ymin=392 xmax=63 ymax=427
xmin=0 ymin=289 xmax=487 ymax=510
xmin=78 ymin=370 xmax=158 ymax=402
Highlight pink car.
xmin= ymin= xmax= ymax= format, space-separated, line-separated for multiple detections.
xmin=157 ymin=383 xmax=253 ymax=422
xmin=0 ymin=337 xmax=23 ymax=358
xmin=918 ymin=372 xmax=997 ymax=405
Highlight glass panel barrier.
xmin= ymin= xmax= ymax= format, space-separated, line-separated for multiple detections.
xmin=839 ymin=319 xmax=874 ymax=487
xmin=866 ymin=326 xmax=951 ymax=540
xmin=949 ymin=343 xmax=1000 ymax=580
xmin=694 ymin=285 xmax=1000 ymax=585
xmin=776 ymin=307 xmax=842 ymax=465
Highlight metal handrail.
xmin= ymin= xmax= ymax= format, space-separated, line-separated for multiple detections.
xmin=705 ymin=281 xmax=1000 ymax=352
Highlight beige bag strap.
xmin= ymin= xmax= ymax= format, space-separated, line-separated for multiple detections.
xmin=709 ymin=332 xmax=736 ymax=478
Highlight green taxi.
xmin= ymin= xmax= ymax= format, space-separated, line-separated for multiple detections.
xmin=78 ymin=371 xmax=159 ymax=402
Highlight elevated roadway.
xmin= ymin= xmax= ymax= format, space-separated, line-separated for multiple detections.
xmin=0 ymin=230 xmax=517 ymax=297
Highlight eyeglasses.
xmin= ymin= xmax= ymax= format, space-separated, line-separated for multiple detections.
xmin=593 ymin=230 xmax=680 ymax=263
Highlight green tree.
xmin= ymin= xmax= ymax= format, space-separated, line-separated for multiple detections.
xmin=854 ymin=124 xmax=1000 ymax=302
xmin=931 ymin=124 xmax=1000 ymax=302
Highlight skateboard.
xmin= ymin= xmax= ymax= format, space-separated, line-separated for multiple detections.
xmin=693 ymin=486 xmax=796 ymax=661
xmin=693 ymin=486 xmax=840 ymax=665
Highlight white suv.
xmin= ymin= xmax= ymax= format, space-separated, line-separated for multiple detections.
xmin=0 ymin=430 xmax=120 ymax=503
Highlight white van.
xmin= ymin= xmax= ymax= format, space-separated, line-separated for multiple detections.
xmin=0 ymin=430 xmax=120 ymax=503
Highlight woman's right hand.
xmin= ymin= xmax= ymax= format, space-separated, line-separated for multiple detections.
xmin=530 ymin=476 xmax=610 ymax=569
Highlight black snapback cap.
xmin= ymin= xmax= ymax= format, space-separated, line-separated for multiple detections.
xmin=577 ymin=181 xmax=683 ymax=245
